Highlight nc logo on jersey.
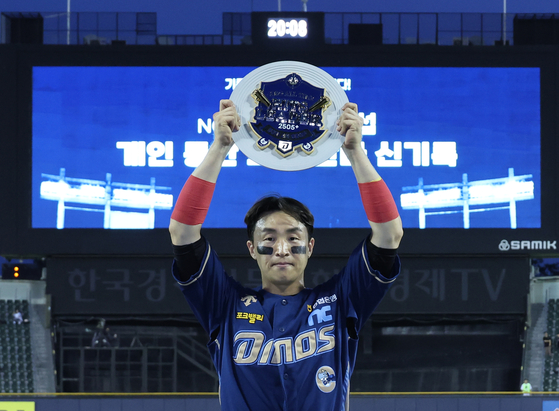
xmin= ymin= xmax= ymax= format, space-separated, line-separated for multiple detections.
xmin=250 ymin=73 xmax=331 ymax=157
xmin=308 ymin=305 xmax=332 ymax=326
xmin=316 ymin=365 xmax=336 ymax=393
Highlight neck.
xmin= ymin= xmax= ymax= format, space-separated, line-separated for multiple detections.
xmin=263 ymin=281 xmax=305 ymax=296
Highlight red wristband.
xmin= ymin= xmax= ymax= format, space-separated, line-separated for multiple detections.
xmin=358 ymin=179 xmax=399 ymax=223
xmin=171 ymin=175 xmax=215 ymax=225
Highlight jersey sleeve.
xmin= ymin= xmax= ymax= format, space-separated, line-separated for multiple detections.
xmin=329 ymin=238 xmax=400 ymax=332
xmin=172 ymin=238 xmax=241 ymax=336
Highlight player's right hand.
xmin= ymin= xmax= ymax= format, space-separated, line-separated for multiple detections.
xmin=213 ymin=99 xmax=241 ymax=148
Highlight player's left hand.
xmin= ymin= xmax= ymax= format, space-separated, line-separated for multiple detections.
xmin=337 ymin=102 xmax=363 ymax=151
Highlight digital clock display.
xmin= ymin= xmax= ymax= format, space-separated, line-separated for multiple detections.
xmin=267 ymin=18 xmax=308 ymax=38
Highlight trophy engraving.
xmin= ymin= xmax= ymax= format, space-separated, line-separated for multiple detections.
xmin=249 ymin=73 xmax=332 ymax=157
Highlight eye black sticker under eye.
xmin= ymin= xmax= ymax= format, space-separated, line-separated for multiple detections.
xmin=257 ymin=246 xmax=273 ymax=255
xmin=256 ymin=246 xmax=307 ymax=255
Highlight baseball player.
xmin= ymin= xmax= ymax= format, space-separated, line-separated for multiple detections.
xmin=169 ymin=100 xmax=403 ymax=410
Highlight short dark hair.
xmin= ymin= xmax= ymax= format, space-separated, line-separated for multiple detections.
xmin=244 ymin=195 xmax=314 ymax=241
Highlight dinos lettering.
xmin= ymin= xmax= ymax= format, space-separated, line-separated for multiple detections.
xmin=233 ymin=325 xmax=335 ymax=366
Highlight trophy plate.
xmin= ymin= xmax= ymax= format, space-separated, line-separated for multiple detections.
xmin=230 ymin=61 xmax=349 ymax=171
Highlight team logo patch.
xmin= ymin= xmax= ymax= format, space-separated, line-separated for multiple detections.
xmin=236 ymin=312 xmax=264 ymax=324
xmin=315 ymin=365 xmax=336 ymax=393
xmin=308 ymin=305 xmax=332 ymax=326
xmin=249 ymin=72 xmax=331 ymax=157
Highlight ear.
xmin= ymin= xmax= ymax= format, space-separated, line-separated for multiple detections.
xmin=307 ymin=238 xmax=315 ymax=258
xmin=247 ymin=240 xmax=257 ymax=260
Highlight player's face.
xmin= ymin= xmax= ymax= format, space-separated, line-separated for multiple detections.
xmin=247 ymin=211 xmax=314 ymax=296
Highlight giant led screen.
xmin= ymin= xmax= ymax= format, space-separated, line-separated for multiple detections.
xmin=32 ymin=66 xmax=540 ymax=230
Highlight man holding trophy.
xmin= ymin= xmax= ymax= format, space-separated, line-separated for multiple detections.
xmin=169 ymin=63 xmax=403 ymax=411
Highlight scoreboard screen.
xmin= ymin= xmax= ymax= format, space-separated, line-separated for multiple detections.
xmin=32 ymin=66 xmax=540 ymax=230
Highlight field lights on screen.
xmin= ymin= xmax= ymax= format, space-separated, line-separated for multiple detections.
xmin=40 ymin=169 xmax=173 ymax=229
xmin=40 ymin=180 xmax=173 ymax=208
xmin=400 ymin=168 xmax=534 ymax=229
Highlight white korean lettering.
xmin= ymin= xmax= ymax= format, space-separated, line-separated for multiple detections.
xmin=147 ymin=141 xmax=174 ymax=167
xmin=340 ymin=141 xmax=367 ymax=166
xmin=183 ymin=141 xmax=209 ymax=167
xmin=403 ymin=141 xmax=430 ymax=167
xmin=117 ymin=141 xmax=173 ymax=167
xmin=225 ymin=78 xmax=243 ymax=90
xmin=116 ymin=141 xmax=146 ymax=167
xmin=375 ymin=141 xmax=403 ymax=167
xmin=336 ymin=78 xmax=352 ymax=91
xmin=359 ymin=112 xmax=376 ymax=136
xmin=431 ymin=141 xmax=458 ymax=167
xmin=223 ymin=145 xmax=239 ymax=167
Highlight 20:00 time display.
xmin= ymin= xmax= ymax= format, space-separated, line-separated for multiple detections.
xmin=267 ymin=19 xmax=308 ymax=38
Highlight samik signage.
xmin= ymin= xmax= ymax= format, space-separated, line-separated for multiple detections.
xmin=498 ymin=239 xmax=557 ymax=251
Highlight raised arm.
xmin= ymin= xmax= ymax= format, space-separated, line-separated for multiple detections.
xmin=169 ymin=99 xmax=239 ymax=246
xmin=337 ymin=102 xmax=404 ymax=249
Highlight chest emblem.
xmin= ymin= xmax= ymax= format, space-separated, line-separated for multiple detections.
xmin=308 ymin=305 xmax=333 ymax=326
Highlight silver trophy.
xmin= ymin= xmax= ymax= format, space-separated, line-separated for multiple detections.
xmin=230 ymin=61 xmax=349 ymax=171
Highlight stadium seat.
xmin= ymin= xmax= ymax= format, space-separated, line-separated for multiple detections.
xmin=0 ymin=299 xmax=34 ymax=393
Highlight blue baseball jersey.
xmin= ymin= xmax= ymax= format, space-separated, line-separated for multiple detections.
xmin=173 ymin=237 xmax=399 ymax=411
